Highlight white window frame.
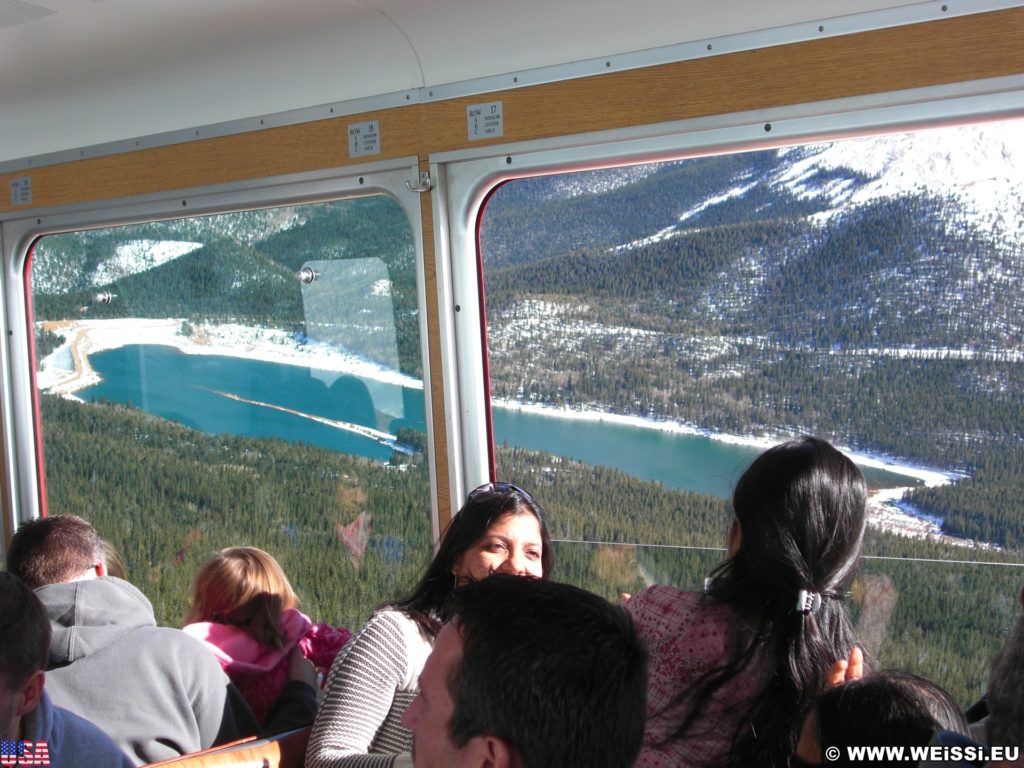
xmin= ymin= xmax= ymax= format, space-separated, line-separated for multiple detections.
xmin=432 ymin=74 xmax=1024 ymax=505
xmin=0 ymin=157 xmax=436 ymax=543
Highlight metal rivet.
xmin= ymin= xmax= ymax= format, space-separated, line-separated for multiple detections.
xmin=941 ymin=4 xmax=948 ymax=10
xmin=455 ymin=304 xmax=461 ymax=312
xmin=506 ymin=156 xmax=512 ymax=165
xmin=605 ymin=61 xmax=611 ymax=67
xmin=182 ymin=200 xmax=188 ymax=206
xmin=707 ymin=44 xmax=713 ymax=51
xmin=764 ymin=123 xmax=772 ymax=132
xmin=513 ymin=76 xmax=519 ymax=83
xmin=818 ymin=25 xmax=825 ymax=32
xmin=359 ymin=177 xmax=364 ymax=184
xmin=429 ymin=90 xmax=434 ymax=97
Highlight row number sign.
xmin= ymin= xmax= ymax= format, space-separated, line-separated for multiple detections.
xmin=10 ymin=177 xmax=31 ymax=206
xmin=468 ymin=101 xmax=504 ymax=141
xmin=348 ymin=120 xmax=381 ymax=158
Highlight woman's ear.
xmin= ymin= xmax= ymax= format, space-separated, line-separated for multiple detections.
xmin=726 ymin=518 xmax=742 ymax=558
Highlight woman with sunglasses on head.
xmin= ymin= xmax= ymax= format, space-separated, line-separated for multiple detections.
xmin=305 ymin=482 xmax=553 ymax=768
xmin=626 ymin=435 xmax=868 ymax=768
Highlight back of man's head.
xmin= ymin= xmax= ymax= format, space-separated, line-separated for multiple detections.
xmin=447 ymin=574 xmax=647 ymax=768
xmin=987 ymin=612 xmax=1024 ymax=753
xmin=6 ymin=515 xmax=102 ymax=589
xmin=0 ymin=572 xmax=51 ymax=686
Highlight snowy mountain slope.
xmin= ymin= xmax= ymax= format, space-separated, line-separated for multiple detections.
xmin=31 ymin=207 xmax=304 ymax=294
xmin=627 ymin=120 xmax=1024 ymax=253
xmin=775 ymin=122 xmax=1024 ymax=239
xmin=90 ymin=240 xmax=202 ymax=286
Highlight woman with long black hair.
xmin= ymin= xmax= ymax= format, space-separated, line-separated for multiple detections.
xmin=627 ymin=436 xmax=868 ymax=768
xmin=306 ymin=483 xmax=553 ymax=768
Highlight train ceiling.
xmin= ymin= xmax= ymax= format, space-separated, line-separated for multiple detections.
xmin=0 ymin=0 xmax=1015 ymax=166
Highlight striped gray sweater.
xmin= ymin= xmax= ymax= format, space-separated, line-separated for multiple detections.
xmin=305 ymin=609 xmax=434 ymax=768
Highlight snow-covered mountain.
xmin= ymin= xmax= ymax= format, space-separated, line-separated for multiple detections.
xmin=777 ymin=122 xmax=1024 ymax=236
xmin=482 ymin=118 xmax=1024 ymax=268
xmin=637 ymin=120 xmax=1024 ymax=251
xmin=549 ymin=119 xmax=1024 ymax=216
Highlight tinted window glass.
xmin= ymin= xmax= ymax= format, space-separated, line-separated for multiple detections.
xmin=30 ymin=197 xmax=430 ymax=629
xmin=479 ymin=120 xmax=1024 ymax=705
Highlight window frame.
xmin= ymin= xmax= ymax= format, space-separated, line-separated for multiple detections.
xmin=434 ymin=73 xmax=1024 ymax=502
xmin=0 ymin=157 xmax=436 ymax=541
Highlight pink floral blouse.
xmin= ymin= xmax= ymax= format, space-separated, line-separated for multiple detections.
xmin=625 ymin=585 xmax=771 ymax=768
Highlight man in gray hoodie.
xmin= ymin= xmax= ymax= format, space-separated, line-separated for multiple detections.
xmin=6 ymin=514 xmax=313 ymax=766
xmin=0 ymin=571 xmax=133 ymax=768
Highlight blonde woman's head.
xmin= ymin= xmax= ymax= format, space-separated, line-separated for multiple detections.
xmin=185 ymin=547 xmax=299 ymax=648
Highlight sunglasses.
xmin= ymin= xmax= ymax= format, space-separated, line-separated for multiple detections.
xmin=466 ymin=481 xmax=538 ymax=507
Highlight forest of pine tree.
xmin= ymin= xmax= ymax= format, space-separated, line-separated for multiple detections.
xmin=39 ymin=393 xmax=1021 ymax=709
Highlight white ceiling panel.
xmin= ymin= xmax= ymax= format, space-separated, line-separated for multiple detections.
xmin=0 ymin=0 xmax=1018 ymax=167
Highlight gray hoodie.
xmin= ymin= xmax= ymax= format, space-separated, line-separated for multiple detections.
xmin=37 ymin=576 xmax=261 ymax=766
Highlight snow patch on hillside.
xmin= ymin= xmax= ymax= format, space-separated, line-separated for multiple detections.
xmin=546 ymin=162 xmax=665 ymax=198
xmin=611 ymin=120 xmax=1024 ymax=255
xmin=91 ymin=240 xmax=202 ymax=285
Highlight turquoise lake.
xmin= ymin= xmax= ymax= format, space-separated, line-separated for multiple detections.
xmin=81 ymin=344 xmax=918 ymax=499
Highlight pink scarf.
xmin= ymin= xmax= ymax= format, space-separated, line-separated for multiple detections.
xmin=184 ymin=608 xmax=350 ymax=724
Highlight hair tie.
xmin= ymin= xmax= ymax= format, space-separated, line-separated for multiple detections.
xmin=796 ymin=589 xmax=822 ymax=614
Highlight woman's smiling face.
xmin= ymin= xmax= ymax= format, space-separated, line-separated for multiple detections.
xmin=451 ymin=512 xmax=544 ymax=584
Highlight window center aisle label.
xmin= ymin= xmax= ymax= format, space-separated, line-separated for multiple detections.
xmin=348 ymin=120 xmax=381 ymax=158
xmin=10 ymin=177 xmax=31 ymax=206
xmin=468 ymin=101 xmax=503 ymax=140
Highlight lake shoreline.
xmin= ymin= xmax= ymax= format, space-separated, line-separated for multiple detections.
xmin=37 ymin=317 xmax=979 ymax=548
xmin=490 ymin=397 xmax=959 ymax=488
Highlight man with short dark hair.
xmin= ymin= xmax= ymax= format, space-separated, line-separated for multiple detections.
xmin=6 ymin=515 xmax=309 ymax=766
xmin=6 ymin=514 xmax=105 ymax=590
xmin=0 ymin=571 xmax=133 ymax=768
xmin=401 ymin=574 xmax=648 ymax=768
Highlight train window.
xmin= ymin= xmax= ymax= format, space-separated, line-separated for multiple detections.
xmin=28 ymin=195 xmax=430 ymax=630
xmin=478 ymin=117 xmax=1024 ymax=706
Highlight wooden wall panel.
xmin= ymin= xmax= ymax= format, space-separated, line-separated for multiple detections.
xmin=418 ymin=8 xmax=1024 ymax=152
xmin=0 ymin=111 xmax=422 ymax=215
xmin=414 ymin=157 xmax=453 ymax=531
